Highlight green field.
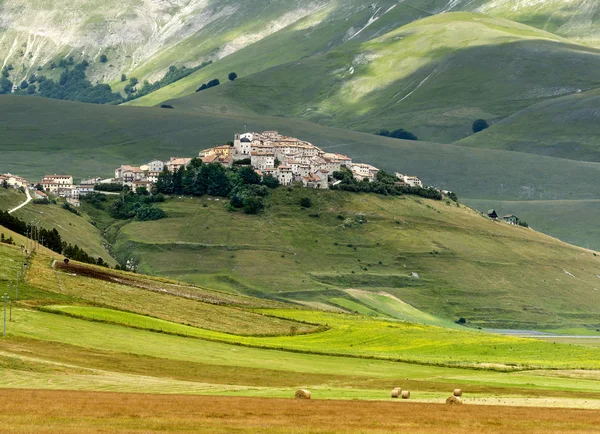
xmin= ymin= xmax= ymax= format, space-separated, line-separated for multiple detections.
xmin=1 ymin=239 xmax=600 ymax=415
xmin=38 ymin=305 xmax=600 ymax=370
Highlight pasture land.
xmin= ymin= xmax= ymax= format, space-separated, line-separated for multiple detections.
xmin=108 ymin=191 xmax=600 ymax=330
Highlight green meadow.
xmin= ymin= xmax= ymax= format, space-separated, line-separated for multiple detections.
xmin=103 ymin=190 xmax=600 ymax=331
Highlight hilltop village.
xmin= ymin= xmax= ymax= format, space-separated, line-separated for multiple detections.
xmin=3 ymin=131 xmax=425 ymax=205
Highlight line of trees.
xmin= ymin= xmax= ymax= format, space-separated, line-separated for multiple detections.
xmin=81 ymin=191 xmax=167 ymax=222
xmin=0 ymin=210 xmax=108 ymax=266
xmin=331 ymin=168 xmax=443 ymax=200
xmin=155 ymin=159 xmax=279 ymax=214
xmin=124 ymin=61 xmax=212 ymax=101
xmin=10 ymin=61 xmax=122 ymax=104
xmin=3 ymin=59 xmax=214 ymax=105
xmin=376 ymin=128 xmax=418 ymax=141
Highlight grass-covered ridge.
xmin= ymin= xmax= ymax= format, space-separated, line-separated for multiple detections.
xmin=456 ymin=88 xmax=600 ymax=162
xmin=26 ymin=256 xmax=317 ymax=337
xmin=103 ymin=188 xmax=600 ymax=330
xmin=171 ymin=12 xmax=600 ymax=144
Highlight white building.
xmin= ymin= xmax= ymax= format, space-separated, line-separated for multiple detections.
xmin=276 ymin=166 xmax=294 ymax=186
xmin=166 ymin=157 xmax=192 ymax=173
xmin=146 ymin=160 xmax=165 ymax=173
xmin=233 ymin=133 xmax=254 ymax=157
xmin=40 ymin=174 xmax=74 ymax=196
xmin=396 ymin=173 xmax=423 ymax=187
xmin=2 ymin=173 xmax=28 ymax=188
xmin=350 ymin=164 xmax=379 ymax=182
xmin=251 ymin=152 xmax=275 ymax=170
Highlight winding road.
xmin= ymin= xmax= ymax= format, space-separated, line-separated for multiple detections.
xmin=8 ymin=188 xmax=32 ymax=214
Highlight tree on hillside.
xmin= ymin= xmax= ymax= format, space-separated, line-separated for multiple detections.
xmin=237 ymin=166 xmax=261 ymax=185
xmin=129 ymin=77 xmax=139 ymax=87
xmin=228 ymin=72 xmax=238 ymax=81
xmin=121 ymin=74 xmax=127 ymax=82
xmin=376 ymin=128 xmax=418 ymax=141
xmin=0 ymin=77 xmax=12 ymax=94
xmin=262 ymin=174 xmax=280 ymax=189
xmin=99 ymin=54 xmax=108 ymax=63
xmin=157 ymin=167 xmax=174 ymax=194
xmin=20 ymin=80 xmax=28 ymax=89
xmin=472 ymin=119 xmax=489 ymax=133
xmin=243 ymin=196 xmax=263 ymax=215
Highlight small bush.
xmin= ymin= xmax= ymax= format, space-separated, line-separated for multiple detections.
xmin=300 ymin=197 xmax=312 ymax=208
xmin=472 ymin=119 xmax=489 ymax=133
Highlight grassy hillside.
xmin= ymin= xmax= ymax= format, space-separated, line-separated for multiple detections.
xmin=0 ymin=188 xmax=26 ymax=212
xmin=3 ymin=94 xmax=600 ymax=250
xmin=465 ymin=199 xmax=600 ymax=252
xmin=4 ymin=242 xmax=600 ymax=423
xmin=12 ymin=200 xmax=114 ymax=265
xmin=2 ymin=95 xmax=600 ymax=202
xmin=1 ymin=248 xmax=600 ymax=411
xmin=456 ymin=88 xmax=600 ymax=162
xmin=99 ymin=189 xmax=600 ymax=331
xmin=131 ymin=12 xmax=600 ymax=145
xmin=477 ymin=0 xmax=600 ymax=48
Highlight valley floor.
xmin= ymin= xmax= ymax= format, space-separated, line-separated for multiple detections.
xmin=1 ymin=390 xmax=600 ymax=434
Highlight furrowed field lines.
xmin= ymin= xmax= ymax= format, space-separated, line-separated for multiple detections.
xmin=26 ymin=255 xmax=315 ymax=336
xmin=9 ymin=309 xmax=600 ymax=397
xmin=36 ymin=304 xmax=600 ymax=370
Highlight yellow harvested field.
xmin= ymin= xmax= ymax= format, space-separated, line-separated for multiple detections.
xmin=1 ymin=390 xmax=600 ymax=433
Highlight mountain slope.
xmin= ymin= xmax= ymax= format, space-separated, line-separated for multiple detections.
xmin=133 ymin=12 xmax=600 ymax=144
xmin=456 ymin=88 xmax=600 ymax=162
xmin=0 ymin=0 xmax=329 ymax=85
xmin=476 ymin=0 xmax=600 ymax=48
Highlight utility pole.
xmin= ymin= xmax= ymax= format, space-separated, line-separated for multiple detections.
xmin=3 ymin=293 xmax=7 ymax=337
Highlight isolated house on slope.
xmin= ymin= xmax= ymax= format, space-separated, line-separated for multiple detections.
xmin=503 ymin=214 xmax=520 ymax=225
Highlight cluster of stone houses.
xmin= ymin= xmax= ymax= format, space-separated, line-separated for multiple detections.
xmin=197 ymin=131 xmax=423 ymax=189
xmin=0 ymin=173 xmax=28 ymax=189
xmin=113 ymin=157 xmax=192 ymax=190
xmin=16 ymin=131 xmax=423 ymax=204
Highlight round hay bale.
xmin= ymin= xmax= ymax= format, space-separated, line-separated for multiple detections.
xmin=401 ymin=390 xmax=410 ymax=399
xmin=453 ymin=389 xmax=463 ymax=397
xmin=446 ymin=396 xmax=463 ymax=405
xmin=295 ymin=389 xmax=311 ymax=399
xmin=391 ymin=388 xmax=401 ymax=398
